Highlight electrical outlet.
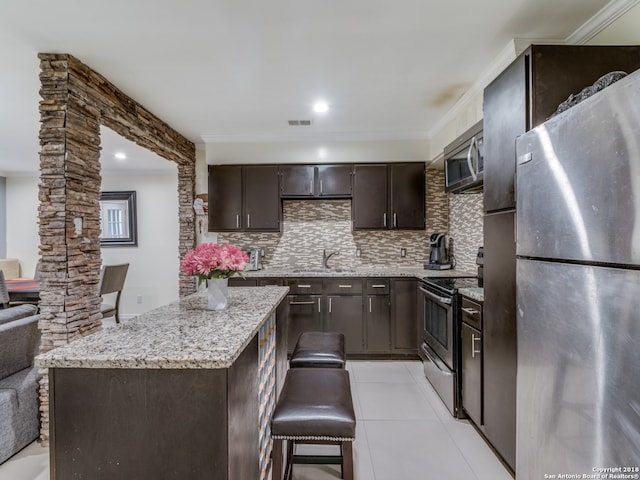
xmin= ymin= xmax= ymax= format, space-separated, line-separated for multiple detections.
xmin=400 ymin=248 xmax=407 ymax=258
xmin=260 ymin=248 xmax=266 ymax=257
xmin=137 ymin=294 xmax=142 ymax=304
xmin=355 ymin=248 xmax=362 ymax=257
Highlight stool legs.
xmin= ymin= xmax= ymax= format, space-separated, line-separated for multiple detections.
xmin=343 ymin=441 xmax=354 ymax=480
xmin=272 ymin=439 xmax=283 ymax=480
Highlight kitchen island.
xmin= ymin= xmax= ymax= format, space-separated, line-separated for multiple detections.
xmin=36 ymin=286 xmax=289 ymax=480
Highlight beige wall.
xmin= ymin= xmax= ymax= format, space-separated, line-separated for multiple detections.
xmin=5 ymin=172 xmax=180 ymax=317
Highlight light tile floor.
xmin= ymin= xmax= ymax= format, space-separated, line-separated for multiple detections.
xmin=0 ymin=361 xmax=513 ymax=480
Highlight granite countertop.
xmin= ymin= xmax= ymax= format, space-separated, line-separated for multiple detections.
xmin=458 ymin=287 xmax=484 ymax=303
xmin=36 ymin=286 xmax=289 ymax=370
xmin=241 ymin=266 xmax=476 ymax=279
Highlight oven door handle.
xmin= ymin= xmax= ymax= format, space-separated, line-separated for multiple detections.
xmin=420 ymin=343 xmax=453 ymax=376
xmin=419 ymin=285 xmax=452 ymax=306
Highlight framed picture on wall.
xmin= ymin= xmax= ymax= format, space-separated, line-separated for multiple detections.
xmin=100 ymin=191 xmax=138 ymax=247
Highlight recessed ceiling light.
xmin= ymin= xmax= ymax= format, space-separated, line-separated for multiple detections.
xmin=313 ymin=101 xmax=329 ymax=113
xmin=114 ymin=152 xmax=127 ymax=160
xmin=318 ymin=148 xmax=328 ymax=159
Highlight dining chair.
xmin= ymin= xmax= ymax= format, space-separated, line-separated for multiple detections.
xmin=98 ymin=263 xmax=129 ymax=324
xmin=0 ymin=270 xmax=10 ymax=308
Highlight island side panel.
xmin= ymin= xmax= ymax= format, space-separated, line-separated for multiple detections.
xmin=49 ymin=368 xmax=229 ymax=480
xmin=228 ymin=335 xmax=260 ymax=479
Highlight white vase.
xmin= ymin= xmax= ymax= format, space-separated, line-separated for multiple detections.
xmin=207 ymin=278 xmax=228 ymax=310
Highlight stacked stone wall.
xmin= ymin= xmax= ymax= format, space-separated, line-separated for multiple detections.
xmin=37 ymin=53 xmax=196 ymax=442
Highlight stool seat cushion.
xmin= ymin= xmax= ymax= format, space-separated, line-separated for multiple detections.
xmin=290 ymin=332 xmax=346 ymax=368
xmin=271 ymin=368 xmax=355 ymax=441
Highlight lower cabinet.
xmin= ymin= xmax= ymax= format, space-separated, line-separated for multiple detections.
xmin=460 ymin=296 xmax=483 ymax=427
xmin=327 ymin=294 xmax=365 ymax=353
xmin=230 ymin=276 xmax=418 ymax=357
xmin=365 ymin=279 xmax=391 ymax=353
xmin=286 ymin=294 xmax=322 ymax=354
xmin=390 ymin=278 xmax=418 ymax=353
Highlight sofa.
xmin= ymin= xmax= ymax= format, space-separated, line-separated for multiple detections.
xmin=0 ymin=304 xmax=40 ymax=464
xmin=0 ymin=259 xmax=21 ymax=280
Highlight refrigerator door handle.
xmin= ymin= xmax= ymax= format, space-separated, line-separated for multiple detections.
xmin=517 ymin=152 xmax=532 ymax=165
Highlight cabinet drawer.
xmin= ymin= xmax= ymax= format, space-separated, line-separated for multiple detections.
xmin=286 ymin=278 xmax=323 ymax=294
xmin=228 ymin=277 xmax=257 ymax=287
xmin=365 ymin=279 xmax=390 ymax=295
xmin=257 ymin=278 xmax=284 ymax=286
xmin=324 ymin=278 xmax=363 ymax=295
xmin=461 ymin=296 xmax=482 ymax=330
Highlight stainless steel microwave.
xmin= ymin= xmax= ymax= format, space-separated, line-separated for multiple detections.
xmin=444 ymin=120 xmax=483 ymax=193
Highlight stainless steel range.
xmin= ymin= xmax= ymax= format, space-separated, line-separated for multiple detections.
xmin=418 ymin=276 xmax=478 ymax=418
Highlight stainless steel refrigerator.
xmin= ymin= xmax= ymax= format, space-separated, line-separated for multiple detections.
xmin=515 ymin=69 xmax=640 ymax=478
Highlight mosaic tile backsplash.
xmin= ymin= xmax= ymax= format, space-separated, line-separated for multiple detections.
xmin=217 ymin=169 xmax=483 ymax=272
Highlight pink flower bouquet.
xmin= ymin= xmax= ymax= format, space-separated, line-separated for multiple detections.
xmin=181 ymin=243 xmax=249 ymax=284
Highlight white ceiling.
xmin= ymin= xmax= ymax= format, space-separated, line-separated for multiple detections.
xmin=0 ymin=0 xmax=635 ymax=175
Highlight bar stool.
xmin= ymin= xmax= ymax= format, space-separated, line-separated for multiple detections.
xmin=289 ymin=331 xmax=346 ymax=369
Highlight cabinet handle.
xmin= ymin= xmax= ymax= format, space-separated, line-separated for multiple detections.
xmin=318 ymin=297 xmax=321 ymax=313
xmin=462 ymin=307 xmax=480 ymax=316
xmin=320 ymin=179 xmax=323 ymax=194
xmin=310 ymin=180 xmax=314 ymax=195
xmin=472 ymin=334 xmax=481 ymax=358
xmin=236 ymin=214 xmax=240 ymax=229
xmin=329 ymin=297 xmax=332 ymax=313
xmin=383 ymin=213 xmax=387 ymax=227
xmin=247 ymin=214 xmax=251 ymax=228
xmin=369 ymin=297 xmax=372 ymax=313
xmin=393 ymin=212 xmax=397 ymax=228
xmin=371 ymin=284 xmax=386 ymax=288
xmin=338 ymin=284 xmax=352 ymax=288
xmin=289 ymin=301 xmax=315 ymax=305
xmin=297 ymin=285 xmax=311 ymax=288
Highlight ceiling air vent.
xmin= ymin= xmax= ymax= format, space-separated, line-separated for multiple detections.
xmin=288 ymin=120 xmax=312 ymax=126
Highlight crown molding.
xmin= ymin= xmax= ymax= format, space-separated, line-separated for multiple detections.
xmin=565 ymin=0 xmax=640 ymax=44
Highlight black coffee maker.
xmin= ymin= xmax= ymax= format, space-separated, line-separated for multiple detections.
xmin=425 ymin=233 xmax=452 ymax=270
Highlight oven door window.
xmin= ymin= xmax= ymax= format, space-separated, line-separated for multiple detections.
xmin=425 ymin=299 xmax=448 ymax=349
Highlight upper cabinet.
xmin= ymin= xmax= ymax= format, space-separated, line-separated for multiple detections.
xmin=208 ymin=165 xmax=280 ymax=232
xmin=352 ymin=162 xmax=425 ymax=230
xmin=483 ymin=44 xmax=640 ymax=213
xmin=280 ymin=164 xmax=353 ymax=198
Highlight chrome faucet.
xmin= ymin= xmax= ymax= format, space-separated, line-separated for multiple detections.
xmin=322 ymin=249 xmax=340 ymax=269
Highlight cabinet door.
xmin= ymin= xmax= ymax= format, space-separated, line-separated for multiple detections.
xmin=352 ymin=164 xmax=388 ymax=230
xmin=483 ymin=53 xmax=527 ymax=212
xmin=366 ymin=295 xmax=391 ymax=353
xmin=317 ymin=164 xmax=353 ymax=197
xmin=389 ymin=163 xmax=425 ymax=229
xmin=286 ymin=295 xmax=322 ymax=354
xmin=208 ymin=166 xmax=243 ymax=231
xmin=280 ymin=165 xmax=315 ymax=197
xmin=244 ymin=165 xmax=280 ymax=231
xmin=326 ymin=295 xmax=364 ymax=353
xmin=390 ymin=278 xmax=418 ymax=353
xmin=461 ymin=323 xmax=482 ymax=427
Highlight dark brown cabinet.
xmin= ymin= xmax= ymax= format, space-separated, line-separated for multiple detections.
xmin=460 ymin=296 xmax=483 ymax=428
xmin=390 ymin=278 xmax=418 ymax=353
xmin=279 ymin=165 xmax=315 ymax=197
xmin=484 ymin=45 xmax=640 ymax=213
xmin=389 ymin=163 xmax=425 ymax=230
xmin=327 ymin=295 xmax=364 ymax=354
xmin=352 ymin=163 xmax=425 ymax=230
xmin=325 ymin=278 xmax=364 ymax=354
xmin=365 ymin=279 xmax=391 ymax=353
xmin=208 ymin=165 xmax=243 ymax=231
xmin=285 ymin=279 xmax=323 ymax=354
xmin=316 ymin=164 xmax=353 ymax=197
xmin=461 ymin=322 xmax=482 ymax=427
xmin=280 ymin=164 xmax=353 ymax=198
xmin=208 ymin=165 xmax=280 ymax=232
